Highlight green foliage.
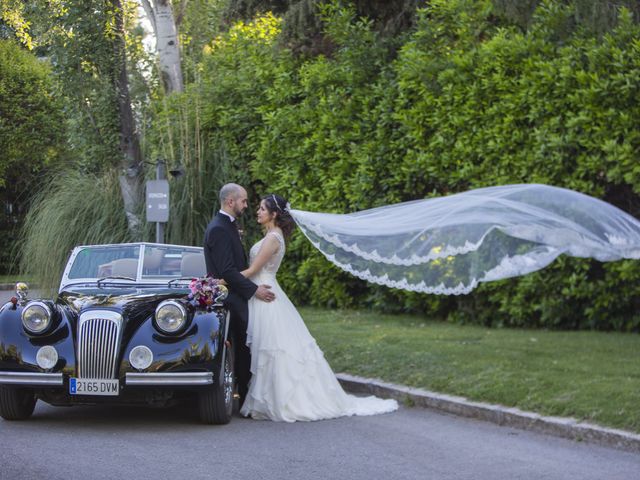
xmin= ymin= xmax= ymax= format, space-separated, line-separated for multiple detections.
xmin=9 ymin=1 xmax=149 ymax=277
xmin=492 ymin=0 xmax=640 ymax=34
xmin=389 ymin=1 xmax=640 ymax=329
xmin=18 ymin=170 xmax=133 ymax=292
xmin=5 ymin=1 xmax=146 ymax=173
xmin=0 ymin=0 xmax=35 ymax=48
xmin=223 ymin=0 xmax=423 ymax=51
xmin=0 ymin=40 xmax=64 ymax=183
xmin=43 ymin=1 xmax=132 ymax=172
xmin=28 ymin=0 xmax=635 ymax=331
xmin=464 ymin=258 xmax=640 ymax=331
xmin=177 ymin=0 xmax=228 ymax=84
xmin=247 ymin=4 xmax=422 ymax=307
xmin=144 ymin=86 xmax=242 ymax=246
xmin=0 ymin=39 xmax=66 ymax=273
xmin=199 ymin=11 xmax=293 ymax=173
xmin=166 ymin=0 xmax=640 ymax=330
xmin=147 ymin=12 xmax=297 ymax=245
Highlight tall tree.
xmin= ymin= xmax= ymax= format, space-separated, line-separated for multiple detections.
xmin=2 ymin=0 xmax=146 ymax=234
xmin=140 ymin=0 xmax=184 ymax=93
xmin=113 ymin=0 xmax=144 ymax=232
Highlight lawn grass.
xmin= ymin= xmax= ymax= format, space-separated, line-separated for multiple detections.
xmin=0 ymin=274 xmax=33 ymax=284
xmin=301 ymin=307 xmax=640 ymax=433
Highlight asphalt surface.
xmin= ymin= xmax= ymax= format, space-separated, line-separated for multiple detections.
xmin=1 ymin=288 xmax=639 ymax=479
xmin=1 ymin=401 xmax=639 ymax=480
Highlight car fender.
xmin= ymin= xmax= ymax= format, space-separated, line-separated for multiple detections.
xmin=119 ymin=307 xmax=227 ymax=376
xmin=0 ymin=301 xmax=76 ymax=375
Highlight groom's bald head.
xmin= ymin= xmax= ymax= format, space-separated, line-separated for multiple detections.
xmin=219 ymin=183 xmax=248 ymax=217
xmin=219 ymin=183 xmax=243 ymax=205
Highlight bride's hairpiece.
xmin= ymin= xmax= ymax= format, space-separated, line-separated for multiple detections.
xmin=272 ymin=194 xmax=291 ymax=213
xmin=271 ymin=194 xmax=283 ymax=212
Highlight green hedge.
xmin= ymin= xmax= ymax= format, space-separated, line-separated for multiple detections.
xmin=0 ymin=40 xmax=66 ymax=274
xmin=153 ymin=0 xmax=640 ymax=330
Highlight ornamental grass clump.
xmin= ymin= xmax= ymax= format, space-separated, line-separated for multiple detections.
xmin=17 ymin=169 xmax=134 ymax=293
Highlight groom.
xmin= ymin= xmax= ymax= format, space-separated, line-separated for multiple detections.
xmin=203 ymin=183 xmax=275 ymax=406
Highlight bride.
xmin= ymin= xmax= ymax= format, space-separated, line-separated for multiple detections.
xmin=219 ymin=183 xmax=640 ymax=421
xmin=237 ymin=193 xmax=398 ymax=422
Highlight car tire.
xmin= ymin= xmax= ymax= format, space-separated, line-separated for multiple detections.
xmin=198 ymin=343 xmax=235 ymax=424
xmin=0 ymin=386 xmax=37 ymax=421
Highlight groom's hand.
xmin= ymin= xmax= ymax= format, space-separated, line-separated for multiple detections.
xmin=255 ymin=284 xmax=275 ymax=302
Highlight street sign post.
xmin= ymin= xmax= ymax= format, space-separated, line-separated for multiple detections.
xmin=146 ymin=179 xmax=169 ymax=242
xmin=146 ymin=180 xmax=169 ymax=222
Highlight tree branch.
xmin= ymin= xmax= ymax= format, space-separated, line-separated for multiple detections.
xmin=139 ymin=0 xmax=157 ymax=37
xmin=175 ymin=0 xmax=188 ymax=28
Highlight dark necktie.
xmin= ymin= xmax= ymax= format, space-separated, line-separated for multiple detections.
xmin=233 ymin=220 xmax=248 ymax=264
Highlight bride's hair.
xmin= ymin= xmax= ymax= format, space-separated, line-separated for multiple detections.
xmin=263 ymin=193 xmax=295 ymax=238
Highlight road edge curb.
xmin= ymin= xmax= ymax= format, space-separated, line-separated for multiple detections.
xmin=337 ymin=373 xmax=640 ymax=454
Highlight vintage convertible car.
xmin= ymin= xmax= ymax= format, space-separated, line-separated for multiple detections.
xmin=0 ymin=242 xmax=236 ymax=424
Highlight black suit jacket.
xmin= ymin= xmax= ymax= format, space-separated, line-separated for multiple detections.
xmin=203 ymin=212 xmax=258 ymax=303
xmin=203 ymin=212 xmax=256 ymax=399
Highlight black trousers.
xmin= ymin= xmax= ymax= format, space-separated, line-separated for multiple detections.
xmin=225 ymin=294 xmax=251 ymax=403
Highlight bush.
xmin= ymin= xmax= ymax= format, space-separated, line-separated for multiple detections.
xmin=18 ymin=170 xmax=133 ymax=292
xmin=0 ymin=40 xmax=66 ymax=273
xmin=141 ymin=0 xmax=640 ymax=330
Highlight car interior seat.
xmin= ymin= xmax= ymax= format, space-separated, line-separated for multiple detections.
xmin=110 ymin=258 xmax=139 ymax=278
xmin=143 ymin=248 xmax=164 ymax=274
xmin=180 ymin=253 xmax=206 ymax=278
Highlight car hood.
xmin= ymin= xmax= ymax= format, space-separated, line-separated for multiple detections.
xmin=57 ymin=288 xmax=190 ymax=325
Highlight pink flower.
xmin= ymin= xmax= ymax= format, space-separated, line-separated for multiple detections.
xmin=188 ymin=275 xmax=223 ymax=309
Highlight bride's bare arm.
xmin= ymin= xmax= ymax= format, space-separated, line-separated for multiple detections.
xmin=240 ymin=234 xmax=281 ymax=278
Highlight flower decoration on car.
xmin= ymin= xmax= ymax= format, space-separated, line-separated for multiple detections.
xmin=188 ymin=276 xmax=228 ymax=308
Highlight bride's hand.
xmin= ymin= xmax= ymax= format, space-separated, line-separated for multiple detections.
xmin=217 ymin=278 xmax=227 ymax=286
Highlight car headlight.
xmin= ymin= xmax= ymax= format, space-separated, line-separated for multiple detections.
xmin=155 ymin=300 xmax=187 ymax=334
xmin=36 ymin=346 xmax=59 ymax=369
xmin=129 ymin=345 xmax=153 ymax=370
xmin=21 ymin=301 xmax=52 ymax=334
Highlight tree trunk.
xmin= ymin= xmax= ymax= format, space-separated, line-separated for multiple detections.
xmin=114 ymin=0 xmax=144 ymax=235
xmin=142 ymin=0 xmax=184 ymax=93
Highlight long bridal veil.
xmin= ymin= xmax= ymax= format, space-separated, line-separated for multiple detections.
xmin=288 ymin=184 xmax=640 ymax=295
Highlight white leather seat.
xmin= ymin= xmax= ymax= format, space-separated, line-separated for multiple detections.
xmin=143 ymin=248 xmax=164 ymax=273
xmin=180 ymin=253 xmax=206 ymax=277
xmin=110 ymin=258 xmax=138 ymax=278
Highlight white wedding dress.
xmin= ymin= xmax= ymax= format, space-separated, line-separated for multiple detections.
xmin=240 ymin=230 xmax=398 ymax=422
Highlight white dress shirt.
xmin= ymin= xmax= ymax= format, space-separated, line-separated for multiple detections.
xmin=219 ymin=210 xmax=235 ymax=222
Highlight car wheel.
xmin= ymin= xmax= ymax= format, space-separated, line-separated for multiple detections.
xmin=0 ymin=386 xmax=37 ymax=421
xmin=198 ymin=343 xmax=235 ymax=424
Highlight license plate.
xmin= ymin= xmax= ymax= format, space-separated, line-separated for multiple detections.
xmin=69 ymin=378 xmax=119 ymax=396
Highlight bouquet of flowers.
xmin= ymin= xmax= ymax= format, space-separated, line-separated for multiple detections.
xmin=188 ymin=276 xmax=228 ymax=308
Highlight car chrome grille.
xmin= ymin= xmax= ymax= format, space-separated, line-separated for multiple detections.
xmin=77 ymin=311 xmax=123 ymax=379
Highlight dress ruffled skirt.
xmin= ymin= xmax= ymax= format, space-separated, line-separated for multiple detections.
xmin=240 ymin=273 xmax=398 ymax=422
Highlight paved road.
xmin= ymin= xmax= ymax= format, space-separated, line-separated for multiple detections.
xmin=0 ymin=288 xmax=38 ymax=302
xmin=1 ymin=289 xmax=639 ymax=479
xmin=1 ymin=395 xmax=639 ymax=479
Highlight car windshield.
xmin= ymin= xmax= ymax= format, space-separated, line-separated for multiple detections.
xmin=66 ymin=244 xmax=206 ymax=282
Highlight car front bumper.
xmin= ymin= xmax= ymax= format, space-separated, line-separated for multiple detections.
xmin=125 ymin=372 xmax=213 ymax=386
xmin=0 ymin=371 xmax=213 ymax=387
xmin=0 ymin=372 xmax=64 ymax=386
